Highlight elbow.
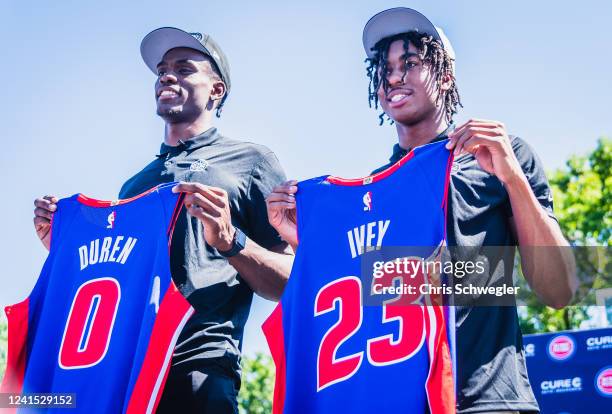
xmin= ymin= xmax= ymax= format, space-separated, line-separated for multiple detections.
xmin=546 ymin=296 xmax=571 ymax=310
xmin=256 ymin=274 xmax=289 ymax=302
xmin=543 ymin=282 xmax=577 ymax=310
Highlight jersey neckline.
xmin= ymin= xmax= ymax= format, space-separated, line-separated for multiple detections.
xmin=325 ymin=150 xmax=415 ymax=186
xmin=76 ymin=185 xmax=161 ymax=207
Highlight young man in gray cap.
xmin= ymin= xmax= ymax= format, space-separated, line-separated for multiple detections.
xmin=33 ymin=27 xmax=293 ymax=413
xmin=267 ymin=7 xmax=577 ymax=414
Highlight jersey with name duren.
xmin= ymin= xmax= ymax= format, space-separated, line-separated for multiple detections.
xmin=0 ymin=183 xmax=194 ymax=414
xmin=263 ymin=140 xmax=456 ymax=414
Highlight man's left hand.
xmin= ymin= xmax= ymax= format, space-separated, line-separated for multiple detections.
xmin=173 ymin=182 xmax=235 ymax=252
xmin=447 ymin=119 xmax=524 ymax=185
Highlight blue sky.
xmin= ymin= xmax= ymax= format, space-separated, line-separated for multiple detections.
xmin=1 ymin=0 xmax=610 ymax=355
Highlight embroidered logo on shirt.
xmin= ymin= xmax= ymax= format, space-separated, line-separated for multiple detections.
xmin=189 ymin=159 xmax=209 ymax=172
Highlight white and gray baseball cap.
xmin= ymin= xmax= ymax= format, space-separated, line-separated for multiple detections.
xmin=140 ymin=27 xmax=231 ymax=92
xmin=362 ymin=7 xmax=455 ymax=66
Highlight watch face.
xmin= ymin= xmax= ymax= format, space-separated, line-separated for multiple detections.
xmin=235 ymin=228 xmax=247 ymax=248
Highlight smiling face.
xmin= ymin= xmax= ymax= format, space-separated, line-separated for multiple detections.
xmin=376 ymin=39 xmax=445 ymax=126
xmin=155 ymin=47 xmax=225 ymax=124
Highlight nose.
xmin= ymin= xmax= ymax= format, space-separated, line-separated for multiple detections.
xmin=159 ymin=71 xmax=178 ymax=85
xmin=386 ymin=67 xmax=405 ymax=87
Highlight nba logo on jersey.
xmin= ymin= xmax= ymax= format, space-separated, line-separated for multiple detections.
xmin=363 ymin=191 xmax=372 ymax=211
xmin=106 ymin=211 xmax=116 ymax=229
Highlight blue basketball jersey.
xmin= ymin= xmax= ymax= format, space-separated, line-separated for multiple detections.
xmin=263 ymin=140 xmax=455 ymax=414
xmin=1 ymin=183 xmax=194 ymax=414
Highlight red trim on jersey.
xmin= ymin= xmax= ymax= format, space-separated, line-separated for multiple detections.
xmin=167 ymin=192 xmax=185 ymax=241
xmin=126 ymin=284 xmax=194 ymax=414
xmin=325 ymin=151 xmax=416 ymax=186
xmin=441 ymin=152 xmax=454 ymax=209
xmin=424 ymin=305 xmax=456 ymax=414
xmin=76 ymin=185 xmax=160 ymax=207
xmin=0 ymin=299 xmax=29 ymax=403
xmin=441 ymin=152 xmax=454 ymax=242
xmin=263 ymin=304 xmax=287 ymax=414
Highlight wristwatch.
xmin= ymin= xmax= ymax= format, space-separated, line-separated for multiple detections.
xmin=218 ymin=227 xmax=247 ymax=258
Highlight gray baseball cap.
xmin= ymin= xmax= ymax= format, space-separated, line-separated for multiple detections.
xmin=362 ymin=7 xmax=455 ymax=67
xmin=140 ymin=27 xmax=231 ymax=92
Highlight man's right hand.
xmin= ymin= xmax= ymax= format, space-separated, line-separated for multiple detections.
xmin=34 ymin=195 xmax=58 ymax=251
xmin=266 ymin=180 xmax=298 ymax=250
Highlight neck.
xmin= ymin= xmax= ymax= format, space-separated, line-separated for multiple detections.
xmin=395 ymin=114 xmax=448 ymax=151
xmin=164 ymin=116 xmax=213 ymax=146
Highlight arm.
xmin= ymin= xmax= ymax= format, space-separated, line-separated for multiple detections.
xmin=448 ymin=119 xmax=577 ymax=308
xmin=227 ymin=239 xmax=294 ymax=301
xmin=506 ymin=175 xmax=577 ymax=308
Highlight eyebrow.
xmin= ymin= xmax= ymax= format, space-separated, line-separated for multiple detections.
xmin=156 ymin=59 xmax=197 ymax=69
xmin=399 ymin=52 xmax=420 ymax=60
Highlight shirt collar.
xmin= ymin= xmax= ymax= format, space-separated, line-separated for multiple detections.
xmin=158 ymin=127 xmax=221 ymax=157
xmin=389 ymin=123 xmax=456 ymax=163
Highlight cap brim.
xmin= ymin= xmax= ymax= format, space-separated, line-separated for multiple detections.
xmin=140 ymin=27 xmax=211 ymax=74
xmin=362 ymin=8 xmax=441 ymax=58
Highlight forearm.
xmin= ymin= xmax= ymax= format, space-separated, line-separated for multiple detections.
xmin=228 ymin=239 xmax=294 ymax=301
xmin=505 ymin=175 xmax=577 ymax=308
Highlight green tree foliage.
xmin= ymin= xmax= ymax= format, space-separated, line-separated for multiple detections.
xmin=519 ymin=137 xmax=611 ymax=333
xmin=1 ymin=319 xmax=7 ymax=380
xmin=550 ymin=137 xmax=611 ymax=245
xmin=238 ymin=353 xmax=275 ymax=414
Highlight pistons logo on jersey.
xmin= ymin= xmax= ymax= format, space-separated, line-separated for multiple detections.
xmin=106 ymin=211 xmax=116 ymax=229
xmin=363 ymin=191 xmax=372 ymax=211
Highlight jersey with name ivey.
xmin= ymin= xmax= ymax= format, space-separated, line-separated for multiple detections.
xmin=264 ymin=140 xmax=456 ymax=414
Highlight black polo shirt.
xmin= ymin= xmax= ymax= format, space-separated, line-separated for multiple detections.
xmin=372 ymin=126 xmax=552 ymax=413
xmin=119 ymin=127 xmax=286 ymax=384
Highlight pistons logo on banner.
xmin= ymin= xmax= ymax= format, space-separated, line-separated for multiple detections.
xmin=595 ymin=366 xmax=612 ymax=397
xmin=547 ymin=334 xmax=576 ymax=361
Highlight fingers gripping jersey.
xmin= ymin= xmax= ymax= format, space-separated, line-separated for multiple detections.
xmin=263 ymin=141 xmax=456 ymax=414
xmin=0 ymin=183 xmax=194 ymax=414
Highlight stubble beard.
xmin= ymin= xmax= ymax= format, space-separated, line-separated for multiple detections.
xmin=157 ymin=106 xmax=195 ymax=124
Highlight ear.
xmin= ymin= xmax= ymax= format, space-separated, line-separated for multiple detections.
xmin=439 ymin=71 xmax=454 ymax=92
xmin=209 ymin=80 xmax=226 ymax=105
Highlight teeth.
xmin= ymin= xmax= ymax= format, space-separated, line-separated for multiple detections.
xmin=390 ymin=94 xmax=407 ymax=102
xmin=160 ymin=90 xmax=178 ymax=97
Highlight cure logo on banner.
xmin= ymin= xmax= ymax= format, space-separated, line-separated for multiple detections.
xmin=547 ymin=334 xmax=576 ymax=361
xmin=586 ymin=335 xmax=612 ymax=351
xmin=595 ymin=366 xmax=612 ymax=397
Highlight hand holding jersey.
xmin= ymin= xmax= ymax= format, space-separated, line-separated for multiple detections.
xmin=33 ymin=195 xmax=58 ymax=251
xmin=446 ymin=119 xmax=524 ymax=185
xmin=172 ymin=182 xmax=236 ymax=253
xmin=265 ymin=180 xmax=298 ymax=250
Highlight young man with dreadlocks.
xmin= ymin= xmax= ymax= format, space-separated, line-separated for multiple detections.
xmin=266 ymin=7 xmax=577 ymax=414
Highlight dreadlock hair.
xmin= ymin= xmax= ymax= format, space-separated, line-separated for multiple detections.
xmin=365 ymin=31 xmax=462 ymax=125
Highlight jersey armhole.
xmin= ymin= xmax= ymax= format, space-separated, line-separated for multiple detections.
xmin=166 ymin=192 xmax=185 ymax=249
xmin=441 ymin=152 xmax=454 ymax=242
